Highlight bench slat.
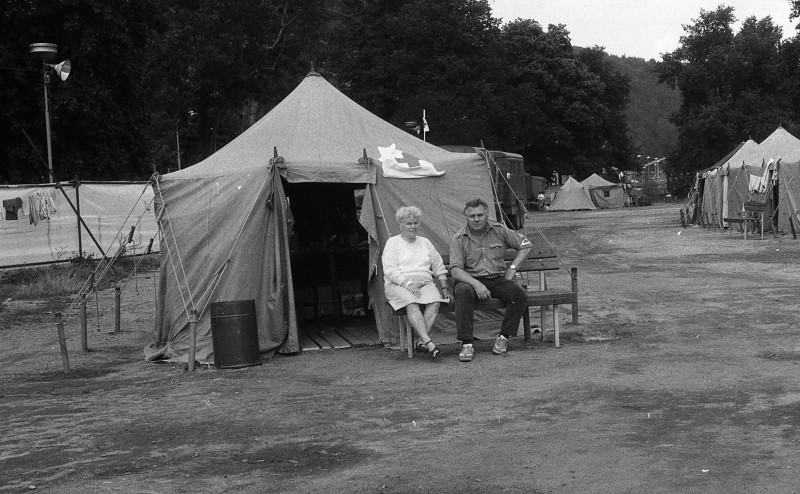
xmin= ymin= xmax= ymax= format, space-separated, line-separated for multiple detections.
xmin=744 ymin=201 xmax=766 ymax=212
xmin=516 ymin=258 xmax=560 ymax=272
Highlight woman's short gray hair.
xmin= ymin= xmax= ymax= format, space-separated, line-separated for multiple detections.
xmin=395 ymin=206 xmax=422 ymax=224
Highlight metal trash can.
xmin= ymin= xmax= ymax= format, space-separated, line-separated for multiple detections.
xmin=210 ymin=299 xmax=262 ymax=369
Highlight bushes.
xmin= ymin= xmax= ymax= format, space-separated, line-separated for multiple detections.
xmin=0 ymin=255 xmax=160 ymax=303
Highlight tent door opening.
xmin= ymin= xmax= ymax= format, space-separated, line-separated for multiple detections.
xmin=284 ymin=182 xmax=371 ymax=330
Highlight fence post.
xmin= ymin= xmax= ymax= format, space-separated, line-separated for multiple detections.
xmin=571 ymin=267 xmax=578 ymax=324
xmin=55 ymin=313 xmax=70 ymax=373
xmin=188 ymin=310 xmax=198 ymax=372
xmin=80 ymin=297 xmax=88 ymax=352
xmin=114 ymin=285 xmax=121 ymax=333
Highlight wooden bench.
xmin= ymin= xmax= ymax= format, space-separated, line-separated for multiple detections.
xmin=723 ymin=201 xmax=765 ymax=239
xmin=722 ymin=216 xmax=747 ymax=235
xmin=390 ymin=248 xmax=578 ymax=358
xmin=743 ymin=201 xmax=766 ymax=239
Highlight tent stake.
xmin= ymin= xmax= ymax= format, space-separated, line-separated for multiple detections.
xmin=188 ymin=310 xmax=198 ymax=372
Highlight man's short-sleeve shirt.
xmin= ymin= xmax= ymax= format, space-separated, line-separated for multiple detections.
xmin=449 ymin=220 xmax=532 ymax=278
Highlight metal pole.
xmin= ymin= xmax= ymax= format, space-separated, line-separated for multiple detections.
xmin=54 ymin=186 xmax=107 ymax=258
xmin=75 ymin=181 xmax=83 ymax=259
xmin=42 ymin=70 xmax=55 ymax=183
xmin=422 ymin=109 xmax=427 ymax=142
xmin=176 ymin=127 xmax=182 ymax=170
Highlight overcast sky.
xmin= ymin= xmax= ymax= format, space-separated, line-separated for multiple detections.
xmin=489 ymin=0 xmax=797 ymax=60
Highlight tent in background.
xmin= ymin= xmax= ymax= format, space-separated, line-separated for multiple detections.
xmin=146 ymin=71 xmax=495 ymax=364
xmin=549 ymin=177 xmax=597 ymax=211
xmin=718 ymin=140 xmax=761 ymax=227
xmin=688 ymin=127 xmax=800 ymax=231
xmin=580 ymin=173 xmax=625 ymax=208
xmin=759 ymin=127 xmax=800 ymax=232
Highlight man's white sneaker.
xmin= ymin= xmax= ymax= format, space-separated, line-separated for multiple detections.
xmin=493 ymin=335 xmax=508 ymax=355
xmin=459 ymin=344 xmax=474 ymax=362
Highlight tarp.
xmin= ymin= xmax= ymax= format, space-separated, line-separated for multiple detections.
xmin=146 ymin=72 xmax=495 ymax=363
xmin=580 ymin=173 xmax=625 ymax=208
xmin=0 ymin=182 xmax=159 ymax=267
xmin=549 ymin=177 xmax=597 ymax=211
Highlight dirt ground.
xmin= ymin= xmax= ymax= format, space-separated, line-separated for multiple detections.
xmin=3 ymin=203 xmax=800 ymax=493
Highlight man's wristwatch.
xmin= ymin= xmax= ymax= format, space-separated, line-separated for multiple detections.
xmin=509 ymin=264 xmax=517 ymax=270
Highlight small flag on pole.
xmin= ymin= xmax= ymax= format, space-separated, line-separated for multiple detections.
xmin=422 ymin=109 xmax=429 ymax=132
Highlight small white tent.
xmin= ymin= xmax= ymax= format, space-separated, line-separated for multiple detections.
xmin=580 ymin=173 xmax=625 ymax=208
xmin=549 ymin=177 xmax=597 ymax=211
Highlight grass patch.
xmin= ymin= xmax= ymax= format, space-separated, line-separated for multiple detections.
xmin=0 ymin=255 xmax=160 ymax=304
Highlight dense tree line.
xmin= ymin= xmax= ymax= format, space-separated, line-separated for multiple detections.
xmin=0 ymin=0 xmax=637 ymax=184
xmin=655 ymin=4 xmax=800 ymax=195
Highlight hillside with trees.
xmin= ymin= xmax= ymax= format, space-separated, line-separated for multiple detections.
xmin=607 ymin=55 xmax=680 ymax=160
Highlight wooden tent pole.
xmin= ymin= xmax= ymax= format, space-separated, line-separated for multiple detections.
xmin=80 ymin=297 xmax=88 ymax=352
xmin=114 ymin=286 xmax=121 ymax=333
xmin=55 ymin=313 xmax=70 ymax=373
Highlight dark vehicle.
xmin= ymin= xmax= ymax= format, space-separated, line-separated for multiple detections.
xmin=525 ymin=174 xmax=547 ymax=210
xmin=440 ymin=146 xmax=528 ymax=229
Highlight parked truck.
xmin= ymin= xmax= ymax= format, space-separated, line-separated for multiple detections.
xmin=440 ymin=146 xmax=528 ymax=229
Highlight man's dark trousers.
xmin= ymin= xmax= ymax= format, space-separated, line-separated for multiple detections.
xmin=454 ymin=277 xmax=527 ymax=342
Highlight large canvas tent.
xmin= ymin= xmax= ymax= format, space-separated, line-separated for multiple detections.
xmin=580 ymin=173 xmax=625 ymax=208
xmin=687 ymin=127 xmax=800 ymax=232
xmin=548 ymin=177 xmax=597 ymax=211
xmin=145 ymin=71 xmax=495 ymax=363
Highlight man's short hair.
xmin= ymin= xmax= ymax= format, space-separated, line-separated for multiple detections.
xmin=463 ymin=198 xmax=489 ymax=214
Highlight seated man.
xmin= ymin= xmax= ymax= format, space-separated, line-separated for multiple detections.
xmin=449 ymin=198 xmax=532 ymax=362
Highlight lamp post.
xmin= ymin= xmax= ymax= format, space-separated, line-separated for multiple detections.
xmin=29 ymin=43 xmax=71 ymax=184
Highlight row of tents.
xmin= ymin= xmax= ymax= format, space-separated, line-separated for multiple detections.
xmin=681 ymin=126 xmax=800 ymax=234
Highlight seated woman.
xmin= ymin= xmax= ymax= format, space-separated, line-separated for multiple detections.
xmin=382 ymin=206 xmax=450 ymax=358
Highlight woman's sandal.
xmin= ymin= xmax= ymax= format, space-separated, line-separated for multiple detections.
xmin=415 ymin=340 xmax=440 ymax=358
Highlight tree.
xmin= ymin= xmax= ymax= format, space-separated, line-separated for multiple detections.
xmin=495 ymin=20 xmax=633 ymax=178
xmin=320 ymin=0 xmax=504 ymax=146
xmin=655 ymin=6 xmax=791 ymax=194
xmin=143 ymin=0 xmax=328 ymax=171
xmin=0 ymin=0 xmax=166 ymax=183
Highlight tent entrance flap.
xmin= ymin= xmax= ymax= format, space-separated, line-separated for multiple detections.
xmin=283 ymin=181 xmax=372 ymax=328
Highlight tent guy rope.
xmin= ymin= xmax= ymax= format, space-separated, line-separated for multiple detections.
xmin=478 ymin=147 xmax=576 ymax=279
